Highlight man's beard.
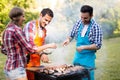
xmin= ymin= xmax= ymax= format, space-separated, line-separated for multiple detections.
xmin=83 ymin=21 xmax=90 ymax=24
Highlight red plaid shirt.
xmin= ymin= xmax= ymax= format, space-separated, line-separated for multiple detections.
xmin=23 ymin=20 xmax=46 ymax=46
xmin=1 ymin=23 xmax=36 ymax=71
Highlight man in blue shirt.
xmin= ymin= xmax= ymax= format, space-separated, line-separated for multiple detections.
xmin=63 ymin=5 xmax=102 ymax=80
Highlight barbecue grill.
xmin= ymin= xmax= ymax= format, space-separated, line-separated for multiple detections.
xmin=26 ymin=64 xmax=93 ymax=80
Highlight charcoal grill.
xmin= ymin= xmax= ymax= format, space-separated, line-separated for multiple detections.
xmin=26 ymin=64 xmax=93 ymax=80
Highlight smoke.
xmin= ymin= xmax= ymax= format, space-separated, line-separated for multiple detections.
xmin=45 ymin=25 xmax=68 ymax=43
xmin=50 ymin=46 xmax=69 ymax=64
xmin=44 ymin=42 xmax=76 ymax=65
xmin=45 ymin=10 xmax=70 ymax=43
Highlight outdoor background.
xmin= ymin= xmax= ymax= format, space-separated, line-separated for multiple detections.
xmin=0 ymin=0 xmax=120 ymax=80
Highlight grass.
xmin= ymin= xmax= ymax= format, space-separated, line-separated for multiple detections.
xmin=0 ymin=37 xmax=120 ymax=80
xmin=0 ymin=53 xmax=6 ymax=80
xmin=95 ymin=37 xmax=120 ymax=80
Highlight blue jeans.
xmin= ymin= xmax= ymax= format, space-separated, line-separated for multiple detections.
xmin=4 ymin=67 xmax=27 ymax=80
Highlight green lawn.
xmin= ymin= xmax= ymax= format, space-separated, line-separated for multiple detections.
xmin=0 ymin=53 xmax=6 ymax=80
xmin=0 ymin=37 xmax=120 ymax=80
xmin=95 ymin=37 xmax=120 ymax=80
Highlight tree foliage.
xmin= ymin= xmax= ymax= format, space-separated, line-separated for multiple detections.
xmin=59 ymin=0 xmax=120 ymax=38
xmin=99 ymin=1 xmax=120 ymax=38
xmin=0 ymin=0 xmax=120 ymax=39
xmin=0 ymin=0 xmax=37 ymax=34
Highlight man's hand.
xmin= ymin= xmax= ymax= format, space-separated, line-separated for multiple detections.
xmin=35 ymin=43 xmax=57 ymax=53
xmin=63 ymin=38 xmax=70 ymax=46
xmin=76 ymin=46 xmax=85 ymax=52
xmin=76 ymin=44 xmax=98 ymax=52
xmin=40 ymin=53 xmax=49 ymax=63
xmin=48 ymin=43 xmax=57 ymax=49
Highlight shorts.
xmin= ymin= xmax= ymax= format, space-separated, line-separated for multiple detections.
xmin=4 ymin=67 xmax=27 ymax=80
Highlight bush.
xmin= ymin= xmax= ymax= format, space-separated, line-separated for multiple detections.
xmin=100 ymin=20 xmax=117 ymax=39
xmin=0 ymin=11 xmax=39 ymax=35
xmin=25 ymin=12 xmax=39 ymax=23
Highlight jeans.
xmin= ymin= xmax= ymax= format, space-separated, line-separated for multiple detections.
xmin=4 ymin=67 xmax=27 ymax=80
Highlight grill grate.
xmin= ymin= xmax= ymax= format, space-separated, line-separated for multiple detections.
xmin=28 ymin=64 xmax=92 ymax=80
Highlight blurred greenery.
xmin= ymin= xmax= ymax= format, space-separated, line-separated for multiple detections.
xmin=95 ymin=37 xmax=120 ymax=80
xmin=58 ymin=0 xmax=120 ymax=39
xmin=0 ymin=0 xmax=37 ymax=33
xmin=0 ymin=53 xmax=6 ymax=80
xmin=1 ymin=0 xmax=120 ymax=38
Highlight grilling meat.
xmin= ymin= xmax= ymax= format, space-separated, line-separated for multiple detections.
xmin=37 ymin=64 xmax=85 ymax=76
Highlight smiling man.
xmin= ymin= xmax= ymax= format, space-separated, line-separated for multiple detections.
xmin=23 ymin=8 xmax=54 ymax=80
xmin=63 ymin=5 xmax=102 ymax=80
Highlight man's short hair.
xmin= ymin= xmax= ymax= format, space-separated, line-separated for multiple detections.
xmin=80 ymin=5 xmax=93 ymax=16
xmin=41 ymin=8 xmax=54 ymax=17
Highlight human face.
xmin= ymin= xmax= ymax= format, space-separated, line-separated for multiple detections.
xmin=18 ymin=14 xmax=25 ymax=26
xmin=81 ymin=12 xmax=92 ymax=24
xmin=39 ymin=14 xmax=52 ymax=28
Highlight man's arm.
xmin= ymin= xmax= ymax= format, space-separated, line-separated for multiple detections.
xmin=23 ymin=22 xmax=35 ymax=46
xmin=77 ymin=22 xmax=102 ymax=52
xmin=63 ymin=20 xmax=81 ymax=46
xmin=15 ymin=28 xmax=57 ymax=54
xmin=91 ymin=23 xmax=102 ymax=49
xmin=76 ymin=44 xmax=98 ymax=52
xmin=63 ymin=36 xmax=72 ymax=46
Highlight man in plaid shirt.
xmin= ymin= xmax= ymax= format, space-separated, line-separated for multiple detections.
xmin=23 ymin=8 xmax=54 ymax=80
xmin=63 ymin=5 xmax=102 ymax=80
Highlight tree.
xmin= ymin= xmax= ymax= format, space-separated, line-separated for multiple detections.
xmin=99 ymin=1 xmax=120 ymax=38
xmin=0 ymin=0 xmax=37 ymax=34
